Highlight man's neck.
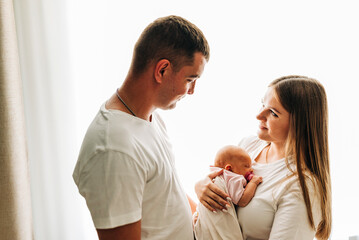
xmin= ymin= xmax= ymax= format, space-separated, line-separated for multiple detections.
xmin=115 ymin=74 xmax=157 ymax=121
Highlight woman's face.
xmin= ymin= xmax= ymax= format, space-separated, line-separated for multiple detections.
xmin=256 ymin=87 xmax=290 ymax=145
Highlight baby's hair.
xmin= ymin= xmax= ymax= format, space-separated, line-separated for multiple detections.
xmin=214 ymin=145 xmax=249 ymax=168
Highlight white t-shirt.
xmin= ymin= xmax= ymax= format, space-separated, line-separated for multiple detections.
xmin=73 ymin=103 xmax=193 ymax=240
xmin=237 ymin=136 xmax=321 ymax=240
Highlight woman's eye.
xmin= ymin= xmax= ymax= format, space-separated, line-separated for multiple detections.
xmin=270 ymin=110 xmax=278 ymax=117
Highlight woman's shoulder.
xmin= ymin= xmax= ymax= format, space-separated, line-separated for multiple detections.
xmin=238 ymin=135 xmax=267 ymax=154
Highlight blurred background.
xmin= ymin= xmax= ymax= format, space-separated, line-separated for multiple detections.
xmin=11 ymin=0 xmax=359 ymax=239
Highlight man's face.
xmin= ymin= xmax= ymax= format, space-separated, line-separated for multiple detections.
xmin=158 ymin=52 xmax=207 ymax=110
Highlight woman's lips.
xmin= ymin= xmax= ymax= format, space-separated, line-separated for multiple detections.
xmin=259 ymin=125 xmax=267 ymax=130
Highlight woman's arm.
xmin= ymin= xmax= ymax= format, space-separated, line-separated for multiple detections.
xmin=268 ymin=183 xmax=320 ymax=239
xmin=194 ymin=169 xmax=231 ymax=212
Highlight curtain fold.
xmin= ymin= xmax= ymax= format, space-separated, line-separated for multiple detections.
xmin=13 ymin=0 xmax=96 ymax=239
xmin=0 ymin=0 xmax=33 ymax=239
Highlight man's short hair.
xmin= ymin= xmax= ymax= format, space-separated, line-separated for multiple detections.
xmin=132 ymin=15 xmax=210 ymax=75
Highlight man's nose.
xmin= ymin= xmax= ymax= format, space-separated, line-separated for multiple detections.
xmin=187 ymin=81 xmax=196 ymax=95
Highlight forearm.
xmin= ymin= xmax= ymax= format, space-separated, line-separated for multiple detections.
xmin=237 ymin=182 xmax=258 ymax=207
xmin=187 ymin=194 xmax=197 ymax=215
xmin=97 ymin=220 xmax=141 ymax=240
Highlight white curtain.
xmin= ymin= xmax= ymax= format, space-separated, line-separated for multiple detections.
xmin=14 ymin=1 xmax=96 ymax=239
xmin=13 ymin=0 xmax=359 ymax=239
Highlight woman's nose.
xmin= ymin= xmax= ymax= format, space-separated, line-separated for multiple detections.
xmin=256 ymin=109 xmax=266 ymax=121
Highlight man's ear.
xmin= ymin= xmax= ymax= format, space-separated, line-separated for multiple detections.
xmin=224 ymin=164 xmax=232 ymax=172
xmin=154 ymin=59 xmax=170 ymax=83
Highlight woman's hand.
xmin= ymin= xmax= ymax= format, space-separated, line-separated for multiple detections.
xmin=194 ymin=169 xmax=231 ymax=213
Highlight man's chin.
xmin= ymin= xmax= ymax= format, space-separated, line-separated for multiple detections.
xmin=167 ymin=103 xmax=176 ymax=110
xmin=159 ymin=103 xmax=177 ymax=111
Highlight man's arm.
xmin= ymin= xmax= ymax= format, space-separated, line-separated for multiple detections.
xmin=187 ymin=194 xmax=197 ymax=215
xmin=96 ymin=220 xmax=141 ymax=240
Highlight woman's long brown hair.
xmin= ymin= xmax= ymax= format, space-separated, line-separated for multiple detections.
xmin=270 ymin=75 xmax=332 ymax=239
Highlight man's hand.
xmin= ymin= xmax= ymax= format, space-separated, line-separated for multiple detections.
xmin=192 ymin=211 xmax=199 ymax=228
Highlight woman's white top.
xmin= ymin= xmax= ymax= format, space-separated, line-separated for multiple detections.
xmin=237 ymin=136 xmax=321 ymax=240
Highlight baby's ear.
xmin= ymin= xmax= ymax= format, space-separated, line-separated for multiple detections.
xmin=224 ymin=164 xmax=232 ymax=172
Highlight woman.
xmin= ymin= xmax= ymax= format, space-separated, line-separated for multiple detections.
xmin=195 ymin=75 xmax=331 ymax=239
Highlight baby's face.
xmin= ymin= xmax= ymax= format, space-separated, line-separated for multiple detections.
xmin=215 ymin=146 xmax=253 ymax=176
xmin=232 ymin=155 xmax=253 ymax=176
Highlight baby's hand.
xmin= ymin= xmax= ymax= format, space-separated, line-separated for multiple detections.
xmin=250 ymin=175 xmax=263 ymax=185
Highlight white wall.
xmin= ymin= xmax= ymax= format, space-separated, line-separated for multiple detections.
xmin=67 ymin=1 xmax=358 ymax=239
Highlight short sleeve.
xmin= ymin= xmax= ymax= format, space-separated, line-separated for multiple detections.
xmin=269 ymin=181 xmax=319 ymax=240
xmin=76 ymin=150 xmax=146 ymax=229
xmin=238 ymin=135 xmax=268 ymax=160
xmin=238 ymin=135 xmax=257 ymax=149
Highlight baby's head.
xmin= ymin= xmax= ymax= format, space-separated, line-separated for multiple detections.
xmin=214 ymin=145 xmax=253 ymax=176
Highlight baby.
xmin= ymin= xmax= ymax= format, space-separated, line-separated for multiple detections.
xmin=194 ymin=145 xmax=263 ymax=240
xmin=212 ymin=145 xmax=262 ymax=206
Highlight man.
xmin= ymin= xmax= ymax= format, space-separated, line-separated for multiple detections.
xmin=73 ymin=15 xmax=210 ymax=239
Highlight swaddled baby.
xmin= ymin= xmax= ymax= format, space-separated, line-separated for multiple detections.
xmin=194 ymin=145 xmax=263 ymax=240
